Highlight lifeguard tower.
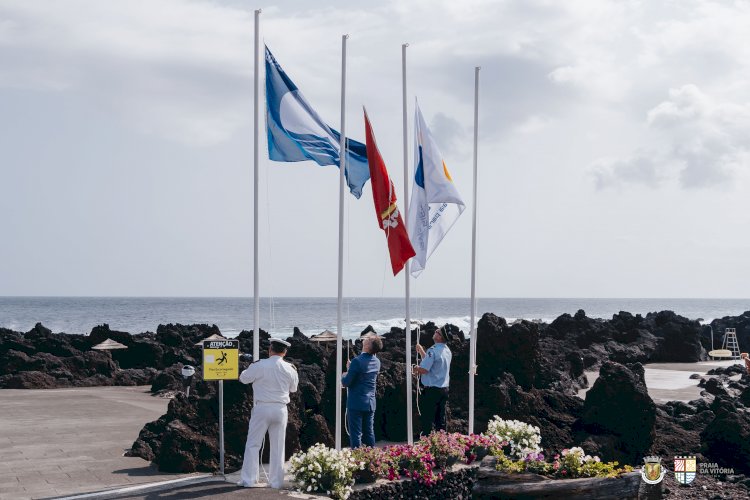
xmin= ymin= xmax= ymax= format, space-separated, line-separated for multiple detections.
xmin=709 ymin=327 xmax=742 ymax=360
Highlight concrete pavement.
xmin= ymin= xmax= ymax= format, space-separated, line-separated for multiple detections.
xmin=0 ymin=386 xmax=202 ymax=500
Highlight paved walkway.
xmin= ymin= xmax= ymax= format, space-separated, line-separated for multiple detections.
xmin=0 ymin=386 xmax=202 ymax=500
xmin=107 ymin=473 xmax=317 ymax=500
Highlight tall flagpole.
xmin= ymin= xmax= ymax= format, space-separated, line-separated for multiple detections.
xmin=401 ymin=43 xmax=413 ymax=445
xmin=253 ymin=9 xmax=261 ymax=362
xmin=335 ymin=34 xmax=349 ymax=451
xmin=468 ymin=66 xmax=480 ymax=435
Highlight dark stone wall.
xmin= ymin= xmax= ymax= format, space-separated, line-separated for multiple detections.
xmin=349 ymin=466 xmax=477 ymax=500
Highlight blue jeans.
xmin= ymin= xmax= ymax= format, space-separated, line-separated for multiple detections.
xmin=347 ymin=408 xmax=375 ymax=448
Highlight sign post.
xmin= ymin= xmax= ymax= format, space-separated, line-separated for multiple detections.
xmin=203 ymin=339 xmax=239 ymax=476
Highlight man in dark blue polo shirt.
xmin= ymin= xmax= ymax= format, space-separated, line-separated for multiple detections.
xmin=341 ymin=334 xmax=383 ymax=448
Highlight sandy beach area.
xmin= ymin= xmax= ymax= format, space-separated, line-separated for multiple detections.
xmin=578 ymin=359 xmax=742 ymax=402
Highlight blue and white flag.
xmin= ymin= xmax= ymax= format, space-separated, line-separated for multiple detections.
xmin=265 ymin=46 xmax=369 ymax=198
xmin=407 ymin=101 xmax=465 ymax=277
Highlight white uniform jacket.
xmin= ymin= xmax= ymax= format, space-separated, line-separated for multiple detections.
xmin=239 ymin=355 xmax=298 ymax=404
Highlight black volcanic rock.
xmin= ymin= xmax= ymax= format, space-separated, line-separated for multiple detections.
xmin=544 ymin=310 xmax=660 ymax=374
xmin=89 ymin=324 xmax=133 ymax=346
xmin=151 ymin=365 xmax=190 ymax=394
xmin=474 ymin=313 xmax=539 ymax=390
xmin=115 ymin=340 xmax=167 ymax=370
xmin=577 ymin=361 xmax=656 ymax=465
xmin=0 ymin=370 xmax=58 ymax=389
xmin=468 ymin=372 xmax=585 ymax=455
xmin=645 ymin=311 xmax=706 ymax=362
xmin=701 ymin=396 xmax=750 ymax=474
xmin=156 ymin=419 xmax=218 ymax=473
xmin=548 ymin=310 xmax=615 ymax=348
xmin=740 ymin=387 xmax=750 ymax=407
xmin=704 ymin=377 xmax=729 ymax=396
xmin=114 ymin=368 xmax=158 ymax=386
xmin=0 ymin=323 xmax=222 ymax=389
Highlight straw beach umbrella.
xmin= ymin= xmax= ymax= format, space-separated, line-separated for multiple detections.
xmin=311 ymin=330 xmax=338 ymax=355
xmin=91 ymin=338 xmax=127 ymax=350
xmin=91 ymin=338 xmax=127 ymax=370
xmin=310 ymin=330 xmax=337 ymax=343
xmin=194 ymin=333 xmax=227 ymax=347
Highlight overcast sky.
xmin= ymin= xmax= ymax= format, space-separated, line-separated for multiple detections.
xmin=1 ymin=0 xmax=750 ymax=299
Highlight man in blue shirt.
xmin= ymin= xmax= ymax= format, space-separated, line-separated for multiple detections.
xmin=413 ymin=326 xmax=453 ymax=434
xmin=341 ymin=335 xmax=383 ymax=448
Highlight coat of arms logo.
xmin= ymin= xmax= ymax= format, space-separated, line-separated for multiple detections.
xmin=381 ymin=204 xmax=400 ymax=229
xmin=674 ymin=456 xmax=697 ymax=485
xmin=641 ymin=456 xmax=666 ymax=484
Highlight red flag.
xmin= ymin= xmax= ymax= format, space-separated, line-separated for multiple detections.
xmin=363 ymin=109 xmax=416 ymax=275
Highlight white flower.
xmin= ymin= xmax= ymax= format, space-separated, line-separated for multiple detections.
xmin=306 ymin=485 xmax=312 ymax=492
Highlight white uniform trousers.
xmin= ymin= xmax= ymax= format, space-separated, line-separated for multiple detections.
xmin=240 ymin=402 xmax=288 ymax=488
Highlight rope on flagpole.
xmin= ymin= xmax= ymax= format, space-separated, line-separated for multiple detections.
xmin=344 ymin=339 xmax=352 ymax=439
xmin=413 ymin=325 xmax=422 ymax=417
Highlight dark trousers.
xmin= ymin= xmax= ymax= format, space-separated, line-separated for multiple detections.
xmin=347 ymin=408 xmax=375 ymax=448
xmin=420 ymin=386 xmax=449 ymax=435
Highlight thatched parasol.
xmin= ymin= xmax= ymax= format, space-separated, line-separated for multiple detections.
xmin=91 ymin=338 xmax=127 ymax=350
xmin=310 ymin=330 xmax=337 ymax=343
xmin=195 ymin=333 xmax=227 ymax=347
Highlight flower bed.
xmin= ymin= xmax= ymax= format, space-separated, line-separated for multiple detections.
xmin=290 ymin=415 xmax=637 ymax=499
xmin=349 ymin=464 xmax=477 ymax=500
xmin=289 ymin=443 xmax=362 ymax=500
xmin=485 ymin=416 xmax=542 ymax=459
xmin=494 ymin=445 xmax=633 ymax=479
xmin=474 ymin=455 xmax=641 ymax=500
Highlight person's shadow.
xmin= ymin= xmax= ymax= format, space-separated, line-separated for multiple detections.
xmin=111 ymin=465 xmax=164 ymax=477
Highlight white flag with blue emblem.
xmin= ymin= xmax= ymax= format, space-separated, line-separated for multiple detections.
xmin=265 ymin=46 xmax=369 ymax=198
xmin=407 ymin=101 xmax=465 ymax=277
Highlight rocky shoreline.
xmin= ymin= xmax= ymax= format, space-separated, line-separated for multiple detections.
xmin=2 ymin=310 xmax=750 ymax=496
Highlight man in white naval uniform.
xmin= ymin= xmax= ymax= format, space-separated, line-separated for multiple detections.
xmin=238 ymin=338 xmax=298 ymax=489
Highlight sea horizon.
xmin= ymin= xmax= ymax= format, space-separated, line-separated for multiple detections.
xmin=2 ymin=296 xmax=749 ymax=340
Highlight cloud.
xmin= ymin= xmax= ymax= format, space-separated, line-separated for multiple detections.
xmin=0 ymin=0 xmax=254 ymax=146
xmin=591 ymin=153 xmax=663 ymax=190
xmin=429 ymin=112 xmax=466 ymax=157
xmin=593 ymin=84 xmax=750 ymax=189
xmin=0 ymin=0 xmax=639 ymax=147
xmin=4 ymin=0 xmax=750 ymax=181
xmin=515 ymin=114 xmax=552 ymax=135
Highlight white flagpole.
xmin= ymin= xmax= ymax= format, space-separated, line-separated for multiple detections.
xmin=253 ymin=9 xmax=261 ymax=362
xmin=335 ymin=34 xmax=349 ymax=451
xmin=401 ymin=43 xmax=413 ymax=445
xmin=468 ymin=66 xmax=480 ymax=435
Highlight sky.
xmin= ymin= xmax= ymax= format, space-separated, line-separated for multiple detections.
xmin=1 ymin=0 xmax=750 ymax=299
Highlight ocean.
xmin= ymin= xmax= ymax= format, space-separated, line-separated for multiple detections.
xmin=1 ymin=297 xmax=749 ymax=340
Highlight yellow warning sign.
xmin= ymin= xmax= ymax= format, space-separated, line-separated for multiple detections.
xmin=202 ymin=339 xmax=239 ymax=380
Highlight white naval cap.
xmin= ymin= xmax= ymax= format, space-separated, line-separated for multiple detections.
xmin=269 ymin=338 xmax=291 ymax=347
